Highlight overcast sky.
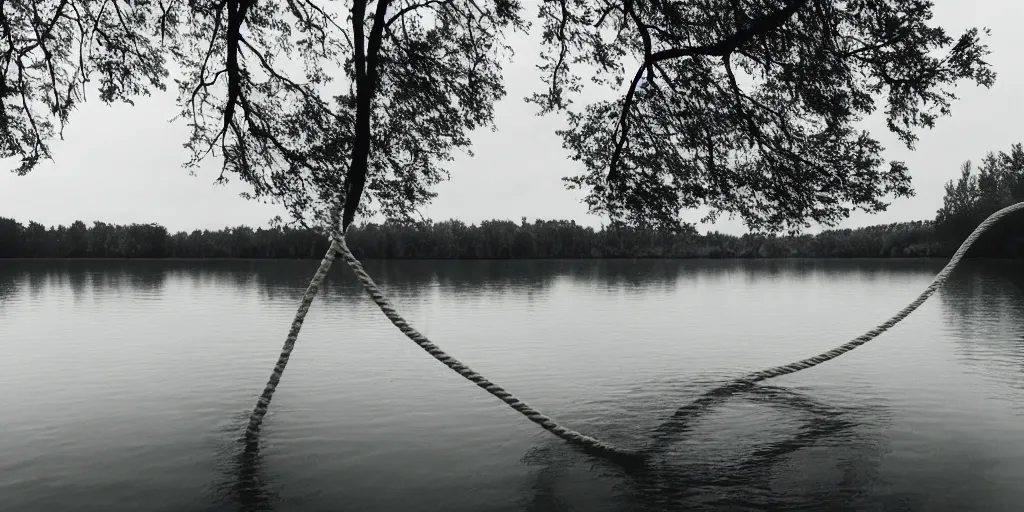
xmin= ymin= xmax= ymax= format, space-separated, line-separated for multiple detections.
xmin=0 ymin=1 xmax=1020 ymax=235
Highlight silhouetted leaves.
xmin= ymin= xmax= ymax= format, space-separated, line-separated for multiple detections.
xmin=4 ymin=0 xmax=525 ymax=230
xmin=529 ymin=0 xmax=995 ymax=233
xmin=0 ymin=0 xmax=170 ymax=174
xmin=933 ymin=143 xmax=1024 ymax=257
xmin=3 ymin=0 xmax=997 ymax=234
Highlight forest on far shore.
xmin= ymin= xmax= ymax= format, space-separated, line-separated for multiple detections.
xmin=4 ymin=144 xmax=1024 ymax=260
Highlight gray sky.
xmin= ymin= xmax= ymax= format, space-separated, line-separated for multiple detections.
xmin=1 ymin=1 xmax=1020 ymax=235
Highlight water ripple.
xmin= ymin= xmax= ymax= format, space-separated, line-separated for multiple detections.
xmin=2 ymin=259 xmax=1024 ymax=511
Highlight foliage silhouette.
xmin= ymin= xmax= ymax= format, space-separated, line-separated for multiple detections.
xmin=530 ymin=0 xmax=995 ymax=233
xmin=4 ymin=0 xmax=995 ymax=234
xmin=932 ymin=143 xmax=1024 ymax=257
xmin=4 ymin=0 xmax=523 ymax=230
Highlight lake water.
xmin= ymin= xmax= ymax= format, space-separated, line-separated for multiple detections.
xmin=2 ymin=258 xmax=1024 ymax=511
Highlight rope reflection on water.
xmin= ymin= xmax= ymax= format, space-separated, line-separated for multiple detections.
xmin=522 ymin=383 xmax=891 ymax=511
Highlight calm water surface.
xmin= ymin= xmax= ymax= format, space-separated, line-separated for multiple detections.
xmin=2 ymin=258 xmax=1024 ymax=511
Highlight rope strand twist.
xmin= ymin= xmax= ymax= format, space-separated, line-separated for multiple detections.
xmin=333 ymin=235 xmax=635 ymax=459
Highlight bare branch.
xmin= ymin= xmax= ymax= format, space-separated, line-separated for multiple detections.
xmin=607 ymin=0 xmax=810 ymax=185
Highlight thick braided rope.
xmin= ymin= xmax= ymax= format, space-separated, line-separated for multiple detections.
xmin=332 ymin=202 xmax=1023 ymax=461
xmin=333 ymin=235 xmax=642 ymax=460
xmin=643 ymin=201 xmax=1024 ymax=448
xmin=726 ymin=200 xmax=1024 ymax=388
xmin=244 ymin=242 xmax=340 ymax=442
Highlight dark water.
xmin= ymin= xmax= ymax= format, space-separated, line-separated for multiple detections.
xmin=2 ymin=258 xmax=1024 ymax=512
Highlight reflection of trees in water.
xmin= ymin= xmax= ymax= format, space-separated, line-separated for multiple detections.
xmin=0 ymin=260 xmax=169 ymax=304
xmin=317 ymin=259 xmax=941 ymax=304
xmin=173 ymin=260 xmax=267 ymax=292
xmin=522 ymin=385 xmax=890 ymax=512
xmin=325 ymin=259 xmax=558 ymax=300
xmin=67 ymin=267 xmax=88 ymax=301
xmin=556 ymin=258 xmax=943 ymax=293
xmin=312 ymin=259 xmax=695 ymax=306
xmin=0 ymin=258 xmax=950 ymax=312
xmin=0 ymin=261 xmax=24 ymax=305
xmin=736 ymin=258 xmax=944 ymax=287
xmin=938 ymin=260 xmax=1024 ymax=393
xmin=80 ymin=262 xmax=167 ymax=297
xmin=0 ymin=262 xmax=50 ymax=304
xmin=4 ymin=260 xmax=320 ymax=305
xmin=1 ymin=259 xmax=563 ymax=308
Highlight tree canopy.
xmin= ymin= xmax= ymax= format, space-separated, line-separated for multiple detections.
xmin=530 ymin=0 xmax=995 ymax=232
xmin=3 ymin=0 xmax=996 ymax=234
xmin=4 ymin=0 xmax=525 ymax=229
xmin=932 ymin=142 xmax=1024 ymax=254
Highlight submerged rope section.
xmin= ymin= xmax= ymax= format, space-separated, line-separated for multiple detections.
xmin=246 ymin=201 xmax=1024 ymax=460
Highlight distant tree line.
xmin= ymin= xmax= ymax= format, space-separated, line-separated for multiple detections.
xmin=0 ymin=215 xmax=947 ymax=259
xmin=4 ymin=144 xmax=1024 ymax=260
